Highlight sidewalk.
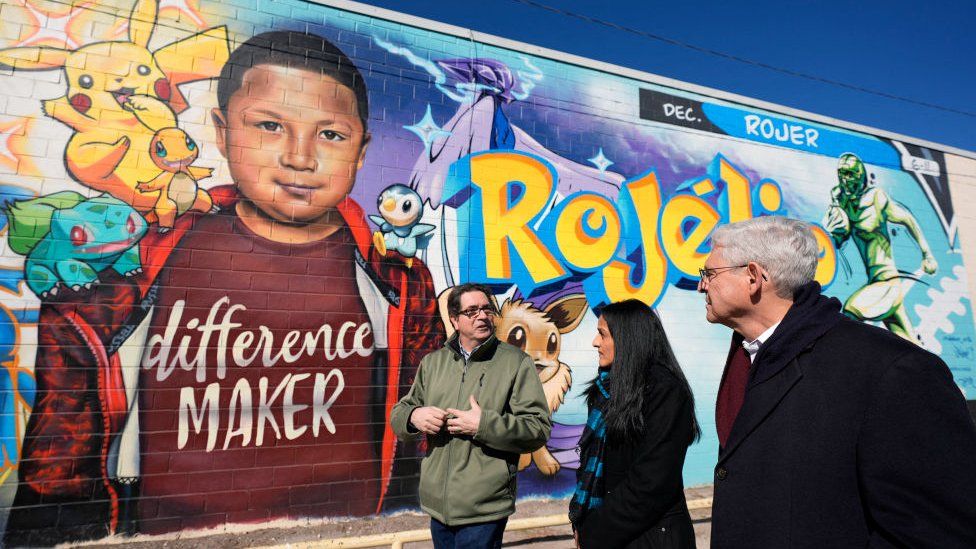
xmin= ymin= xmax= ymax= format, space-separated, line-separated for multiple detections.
xmin=72 ymin=486 xmax=713 ymax=548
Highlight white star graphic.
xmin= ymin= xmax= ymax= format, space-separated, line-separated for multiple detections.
xmin=159 ymin=0 xmax=208 ymax=28
xmin=403 ymin=105 xmax=451 ymax=153
xmin=0 ymin=133 xmax=20 ymax=168
xmin=103 ymin=0 xmax=209 ymax=39
xmin=13 ymin=0 xmax=92 ymax=50
xmin=588 ymin=148 xmax=614 ymax=174
xmin=0 ymin=117 xmax=37 ymax=175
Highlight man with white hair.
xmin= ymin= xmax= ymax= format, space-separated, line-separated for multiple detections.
xmin=699 ymin=215 xmax=976 ymax=548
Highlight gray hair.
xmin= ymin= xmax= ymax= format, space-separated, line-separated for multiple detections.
xmin=710 ymin=216 xmax=818 ymax=298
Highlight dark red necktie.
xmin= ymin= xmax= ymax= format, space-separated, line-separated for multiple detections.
xmin=715 ymin=342 xmax=751 ymax=448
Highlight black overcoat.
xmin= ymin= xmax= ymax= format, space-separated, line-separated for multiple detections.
xmin=712 ymin=318 xmax=976 ymax=548
xmin=579 ymin=373 xmax=697 ymax=549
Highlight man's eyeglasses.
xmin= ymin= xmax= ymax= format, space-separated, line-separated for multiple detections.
xmin=698 ymin=265 xmax=749 ymax=282
xmin=458 ymin=306 xmax=497 ymax=319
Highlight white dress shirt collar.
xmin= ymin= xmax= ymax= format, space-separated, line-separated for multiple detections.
xmin=743 ymin=322 xmax=780 ymax=363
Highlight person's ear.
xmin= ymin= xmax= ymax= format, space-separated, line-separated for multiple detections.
xmin=747 ymin=262 xmax=765 ymax=294
xmin=449 ymin=315 xmax=459 ymax=332
xmin=211 ymin=108 xmax=229 ymax=160
xmin=356 ymin=132 xmax=371 ymax=171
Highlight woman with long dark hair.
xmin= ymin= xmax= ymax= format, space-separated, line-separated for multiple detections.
xmin=570 ymin=299 xmax=701 ymax=548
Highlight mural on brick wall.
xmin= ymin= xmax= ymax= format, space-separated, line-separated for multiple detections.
xmin=0 ymin=0 xmax=973 ymax=544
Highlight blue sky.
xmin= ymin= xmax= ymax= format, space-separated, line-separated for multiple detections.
xmin=359 ymin=0 xmax=976 ymax=154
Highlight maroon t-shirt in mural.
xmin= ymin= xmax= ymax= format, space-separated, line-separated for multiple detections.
xmin=138 ymin=210 xmax=380 ymax=532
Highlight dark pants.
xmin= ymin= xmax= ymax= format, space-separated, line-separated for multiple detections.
xmin=430 ymin=517 xmax=508 ymax=549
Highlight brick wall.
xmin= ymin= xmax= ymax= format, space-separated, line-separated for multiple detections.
xmin=0 ymin=0 xmax=972 ymax=544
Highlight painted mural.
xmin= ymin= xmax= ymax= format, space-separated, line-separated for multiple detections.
xmin=0 ymin=0 xmax=972 ymax=543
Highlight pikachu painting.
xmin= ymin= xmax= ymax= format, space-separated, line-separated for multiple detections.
xmin=0 ymin=0 xmax=229 ymax=224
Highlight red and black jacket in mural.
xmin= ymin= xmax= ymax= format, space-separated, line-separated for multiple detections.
xmin=5 ymin=186 xmax=444 ymax=543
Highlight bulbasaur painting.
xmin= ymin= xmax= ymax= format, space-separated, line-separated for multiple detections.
xmin=5 ymin=192 xmax=147 ymax=298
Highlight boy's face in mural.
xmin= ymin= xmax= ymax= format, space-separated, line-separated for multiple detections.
xmin=212 ymin=64 xmax=370 ymax=227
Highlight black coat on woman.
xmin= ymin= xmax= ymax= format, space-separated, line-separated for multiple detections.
xmin=578 ymin=371 xmax=697 ymax=549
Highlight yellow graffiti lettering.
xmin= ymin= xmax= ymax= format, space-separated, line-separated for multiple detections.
xmin=720 ymin=158 xmax=753 ymax=222
xmin=758 ymin=181 xmax=782 ymax=212
xmin=691 ymin=178 xmax=715 ymax=196
xmin=555 ymin=194 xmax=621 ymax=270
xmin=660 ymin=195 xmax=721 ymax=277
xmin=810 ymin=225 xmax=837 ymax=287
xmin=601 ymin=172 xmax=668 ymax=305
xmin=470 ymin=153 xmax=565 ymax=283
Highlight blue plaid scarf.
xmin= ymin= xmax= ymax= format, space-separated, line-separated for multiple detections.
xmin=568 ymin=370 xmax=611 ymax=525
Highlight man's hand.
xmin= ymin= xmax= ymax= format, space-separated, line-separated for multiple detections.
xmin=410 ymin=406 xmax=448 ymax=435
xmin=446 ymin=395 xmax=481 ymax=436
xmin=921 ymin=252 xmax=938 ymax=275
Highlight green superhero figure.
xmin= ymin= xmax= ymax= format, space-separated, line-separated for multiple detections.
xmin=823 ymin=153 xmax=937 ymax=343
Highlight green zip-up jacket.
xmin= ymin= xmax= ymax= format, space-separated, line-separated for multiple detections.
xmin=390 ymin=334 xmax=551 ymax=525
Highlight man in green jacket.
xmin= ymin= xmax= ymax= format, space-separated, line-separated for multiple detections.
xmin=391 ymin=282 xmax=551 ymax=549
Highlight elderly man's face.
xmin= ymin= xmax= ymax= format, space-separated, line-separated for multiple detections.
xmin=698 ymin=246 xmax=750 ymax=326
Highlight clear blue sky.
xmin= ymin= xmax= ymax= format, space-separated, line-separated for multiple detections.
xmin=358 ymin=0 xmax=976 ymax=154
